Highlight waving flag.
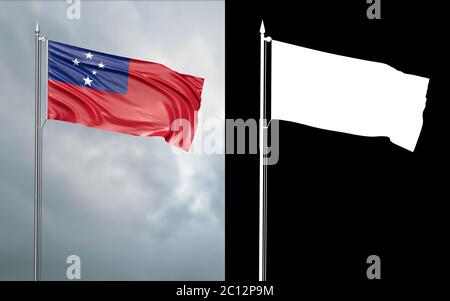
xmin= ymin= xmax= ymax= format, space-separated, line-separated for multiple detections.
xmin=271 ymin=40 xmax=429 ymax=151
xmin=48 ymin=40 xmax=204 ymax=151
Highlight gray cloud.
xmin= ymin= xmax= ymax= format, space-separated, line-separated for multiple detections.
xmin=0 ymin=0 xmax=224 ymax=280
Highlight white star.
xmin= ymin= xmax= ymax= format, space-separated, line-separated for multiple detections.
xmin=92 ymin=70 xmax=97 ymax=75
xmin=72 ymin=58 xmax=80 ymax=66
xmin=85 ymin=52 xmax=93 ymax=59
xmin=83 ymin=76 xmax=93 ymax=86
xmin=98 ymin=62 xmax=105 ymax=68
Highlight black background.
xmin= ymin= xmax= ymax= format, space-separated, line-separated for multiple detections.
xmin=226 ymin=0 xmax=448 ymax=290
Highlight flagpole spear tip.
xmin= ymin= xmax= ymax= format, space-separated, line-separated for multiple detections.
xmin=260 ymin=20 xmax=265 ymax=34
xmin=35 ymin=20 xmax=40 ymax=34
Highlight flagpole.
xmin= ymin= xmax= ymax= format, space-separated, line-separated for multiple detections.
xmin=259 ymin=20 xmax=268 ymax=281
xmin=34 ymin=20 xmax=43 ymax=281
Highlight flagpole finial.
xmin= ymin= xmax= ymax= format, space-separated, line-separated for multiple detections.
xmin=260 ymin=20 xmax=265 ymax=34
xmin=35 ymin=20 xmax=40 ymax=34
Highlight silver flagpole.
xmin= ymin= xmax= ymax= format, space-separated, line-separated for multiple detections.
xmin=34 ymin=20 xmax=43 ymax=281
xmin=259 ymin=20 xmax=269 ymax=281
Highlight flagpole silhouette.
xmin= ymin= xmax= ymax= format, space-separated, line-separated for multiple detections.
xmin=259 ymin=20 xmax=271 ymax=281
xmin=34 ymin=20 xmax=43 ymax=281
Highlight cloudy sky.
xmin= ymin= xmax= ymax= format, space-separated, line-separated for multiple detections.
xmin=0 ymin=0 xmax=224 ymax=280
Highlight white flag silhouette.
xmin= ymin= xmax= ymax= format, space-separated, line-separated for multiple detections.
xmin=271 ymin=40 xmax=429 ymax=151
